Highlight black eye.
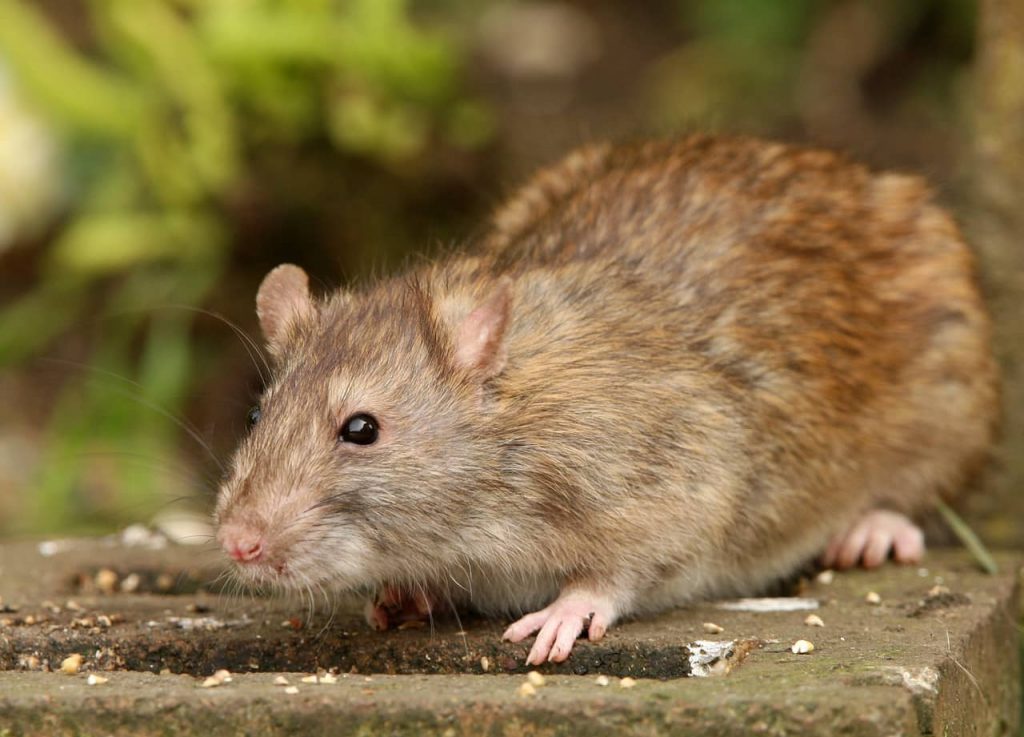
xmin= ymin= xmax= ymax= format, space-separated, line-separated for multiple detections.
xmin=339 ymin=413 xmax=378 ymax=445
xmin=246 ymin=406 xmax=261 ymax=429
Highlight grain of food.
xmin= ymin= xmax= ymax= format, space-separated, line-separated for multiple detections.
xmin=480 ymin=656 xmax=490 ymax=672
xmin=804 ymin=614 xmax=825 ymax=627
xmin=526 ymin=671 xmax=546 ymax=687
xmin=815 ymin=570 xmax=835 ymax=585
xmin=702 ymin=622 xmax=724 ymax=634
xmin=60 ymin=653 xmax=83 ymax=674
xmin=619 ymin=677 xmax=637 ymax=688
xmin=517 ymin=682 xmax=537 ymax=697
xmin=273 ymin=676 xmax=290 ymax=685
xmin=595 ymin=675 xmax=610 ymax=687
xmin=95 ymin=569 xmax=118 ymax=594
xmin=865 ymin=591 xmax=882 ymax=605
xmin=86 ymin=674 xmax=108 ymax=685
xmin=284 ymin=686 xmax=299 ymax=695
xmin=791 ymin=640 xmax=815 ymax=654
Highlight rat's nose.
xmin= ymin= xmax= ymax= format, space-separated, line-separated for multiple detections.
xmin=220 ymin=526 xmax=265 ymax=563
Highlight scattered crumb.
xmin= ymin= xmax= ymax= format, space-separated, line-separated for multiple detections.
xmin=917 ymin=568 xmax=930 ymax=578
xmin=61 ymin=654 xmax=84 ymax=674
xmin=301 ymin=675 xmax=319 ymax=684
xmin=517 ymin=682 xmax=537 ymax=697
xmin=284 ymin=686 xmax=299 ymax=695
xmin=815 ymin=570 xmax=835 ymax=585
xmin=273 ymin=676 xmax=290 ymax=686
xmin=927 ymin=584 xmax=950 ymax=597
xmin=120 ymin=574 xmax=141 ymax=594
xmin=320 ymin=673 xmax=338 ymax=684
xmin=479 ymin=656 xmax=490 ymax=672
xmin=19 ymin=655 xmax=40 ymax=670
xmin=397 ymin=619 xmax=426 ymax=630
xmin=702 ymin=622 xmax=724 ymax=634
xmin=64 ymin=600 xmax=83 ymax=612
xmin=865 ymin=591 xmax=882 ymax=605
xmin=200 ymin=670 xmax=231 ymax=688
xmin=619 ymin=677 xmax=637 ymax=688
xmin=791 ymin=640 xmax=815 ymax=654
xmin=95 ymin=569 xmax=119 ymax=595
xmin=595 ymin=675 xmax=610 ymax=687
xmin=804 ymin=614 xmax=825 ymax=627
xmin=86 ymin=674 xmax=109 ymax=686
xmin=526 ymin=671 xmax=546 ymax=687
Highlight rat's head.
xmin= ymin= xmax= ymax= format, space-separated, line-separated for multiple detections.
xmin=215 ymin=263 xmax=512 ymax=593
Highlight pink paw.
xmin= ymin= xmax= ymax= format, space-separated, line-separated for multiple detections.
xmin=502 ymin=590 xmax=618 ymax=665
xmin=821 ymin=510 xmax=925 ymax=570
xmin=363 ymin=586 xmax=435 ymax=631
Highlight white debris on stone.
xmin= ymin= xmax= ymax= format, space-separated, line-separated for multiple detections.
xmin=120 ymin=524 xmax=168 ymax=550
xmin=153 ymin=511 xmax=214 ymax=546
xmin=895 ymin=666 xmax=940 ymax=695
xmin=687 ymin=640 xmax=735 ymax=677
xmin=166 ymin=615 xmax=249 ymax=631
xmin=716 ymin=597 xmax=820 ymax=613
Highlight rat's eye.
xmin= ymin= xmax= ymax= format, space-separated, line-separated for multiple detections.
xmin=339 ymin=413 xmax=378 ymax=445
xmin=246 ymin=406 xmax=261 ymax=429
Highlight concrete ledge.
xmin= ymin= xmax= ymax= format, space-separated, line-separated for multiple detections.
xmin=0 ymin=539 xmax=1019 ymax=736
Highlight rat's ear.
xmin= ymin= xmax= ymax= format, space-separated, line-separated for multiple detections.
xmin=256 ymin=264 xmax=316 ymax=356
xmin=454 ymin=277 xmax=513 ymax=380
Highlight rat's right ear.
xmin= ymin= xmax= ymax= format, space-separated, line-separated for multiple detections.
xmin=256 ymin=264 xmax=316 ymax=357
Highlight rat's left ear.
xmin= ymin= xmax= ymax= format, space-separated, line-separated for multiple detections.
xmin=256 ymin=264 xmax=316 ymax=357
xmin=453 ymin=277 xmax=513 ymax=380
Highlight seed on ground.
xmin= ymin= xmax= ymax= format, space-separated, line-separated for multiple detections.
xmin=791 ymin=640 xmax=815 ymax=654
xmin=804 ymin=614 xmax=825 ymax=627
xmin=60 ymin=654 xmax=83 ymax=674
xmin=702 ymin=622 xmax=724 ymax=634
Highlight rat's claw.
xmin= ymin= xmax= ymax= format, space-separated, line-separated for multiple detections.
xmin=505 ymin=590 xmax=618 ymax=664
xmin=822 ymin=510 xmax=925 ymax=570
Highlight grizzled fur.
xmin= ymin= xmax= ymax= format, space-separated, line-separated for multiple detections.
xmin=215 ymin=134 xmax=999 ymax=619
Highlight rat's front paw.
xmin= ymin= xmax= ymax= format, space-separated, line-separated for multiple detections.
xmin=502 ymin=589 xmax=618 ymax=665
xmin=821 ymin=509 xmax=925 ymax=570
xmin=364 ymin=586 xmax=436 ymax=631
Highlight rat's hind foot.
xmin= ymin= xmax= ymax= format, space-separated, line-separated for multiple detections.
xmin=821 ymin=509 xmax=925 ymax=570
xmin=363 ymin=586 xmax=436 ymax=631
xmin=502 ymin=589 xmax=618 ymax=665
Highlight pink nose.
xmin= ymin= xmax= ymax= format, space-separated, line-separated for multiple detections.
xmin=229 ymin=539 xmax=264 ymax=563
xmin=220 ymin=528 xmax=265 ymax=563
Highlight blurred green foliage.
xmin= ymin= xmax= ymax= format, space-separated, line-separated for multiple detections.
xmin=0 ymin=0 xmax=490 ymax=532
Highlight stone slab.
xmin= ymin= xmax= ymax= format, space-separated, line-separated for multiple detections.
xmin=0 ymin=537 xmax=1019 ymax=736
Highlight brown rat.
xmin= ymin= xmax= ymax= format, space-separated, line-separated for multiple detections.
xmin=215 ymin=134 xmax=998 ymax=664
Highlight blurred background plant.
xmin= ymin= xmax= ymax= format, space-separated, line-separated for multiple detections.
xmin=0 ymin=0 xmax=1004 ymax=541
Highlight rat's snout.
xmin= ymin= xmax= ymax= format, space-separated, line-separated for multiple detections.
xmin=218 ymin=522 xmax=266 ymax=564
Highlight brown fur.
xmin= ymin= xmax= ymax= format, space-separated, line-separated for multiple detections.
xmin=216 ymin=134 xmax=999 ymax=618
